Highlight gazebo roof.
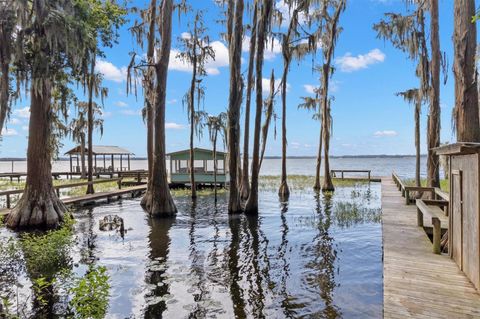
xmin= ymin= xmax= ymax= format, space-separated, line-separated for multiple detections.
xmin=65 ymin=145 xmax=134 ymax=156
xmin=167 ymin=147 xmax=226 ymax=159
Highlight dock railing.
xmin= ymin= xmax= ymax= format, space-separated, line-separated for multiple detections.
xmin=0 ymin=178 xmax=123 ymax=209
xmin=331 ymin=169 xmax=371 ymax=181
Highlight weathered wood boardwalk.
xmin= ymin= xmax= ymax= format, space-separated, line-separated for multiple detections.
xmin=382 ymin=177 xmax=480 ymax=318
xmin=0 ymin=184 xmax=147 ymax=217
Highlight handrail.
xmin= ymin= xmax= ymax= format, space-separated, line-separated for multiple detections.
xmin=331 ymin=169 xmax=371 ymax=181
xmin=0 ymin=178 xmax=123 ymax=209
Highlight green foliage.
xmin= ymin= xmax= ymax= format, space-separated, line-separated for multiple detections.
xmin=20 ymin=215 xmax=75 ymax=279
xmin=68 ymin=266 xmax=110 ymax=319
xmin=334 ymin=202 xmax=382 ymax=228
xmin=32 ymin=277 xmax=55 ymax=308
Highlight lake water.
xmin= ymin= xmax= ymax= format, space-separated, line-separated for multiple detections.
xmin=0 ymin=182 xmax=382 ymax=318
xmin=1 ymin=155 xmax=429 ymax=318
xmin=0 ymin=155 xmax=433 ymax=180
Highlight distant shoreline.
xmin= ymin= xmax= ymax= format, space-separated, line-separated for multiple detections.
xmin=0 ymin=154 xmax=426 ymax=161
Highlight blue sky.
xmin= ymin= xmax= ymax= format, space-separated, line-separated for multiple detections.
xmin=0 ymin=0 xmax=466 ymax=157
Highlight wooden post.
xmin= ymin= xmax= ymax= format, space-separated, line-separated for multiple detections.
xmin=432 ymin=218 xmax=441 ymax=254
xmin=111 ymin=154 xmax=114 ymax=171
xmin=128 ymin=154 xmax=131 ymax=171
xmin=120 ymin=154 xmax=123 ymax=171
xmin=103 ymin=155 xmax=106 ymax=170
xmin=76 ymin=156 xmax=79 ymax=173
xmin=11 ymin=161 xmax=13 ymax=173
xmin=95 ymin=155 xmax=97 ymax=172
xmin=368 ymin=171 xmax=371 ymax=182
xmin=6 ymin=194 xmax=10 ymax=209
xmin=417 ymin=207 xmax=424 ymax=227
xmin=70 ymin=155 xmax=73 ymax=173
xmin=170 ymin=158 xmax=172 ymax=176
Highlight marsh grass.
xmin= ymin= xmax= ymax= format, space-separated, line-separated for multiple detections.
xmin=403 ymin=178 xmax=449 ymax=192
xmin=259 ymin=175 xmax=370 ymax=192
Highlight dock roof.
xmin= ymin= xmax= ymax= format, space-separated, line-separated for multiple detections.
xmin=65 ymin=145 xmax=134 ymax=156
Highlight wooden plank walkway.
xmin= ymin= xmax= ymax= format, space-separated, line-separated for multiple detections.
xmin=63 ymin=184 xmax=147 ymax=205
xmin=0 ymin=185 xmax=147 ymax=217
xmin=382 ymin=177 xmax=480 ymax=318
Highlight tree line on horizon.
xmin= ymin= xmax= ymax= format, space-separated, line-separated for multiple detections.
xmin=0 ymin=0 xmax=479 ymax=229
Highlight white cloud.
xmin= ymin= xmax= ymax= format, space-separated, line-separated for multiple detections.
xmin=304 ymin=84 xmax=317 ymax=94
xmin=167 ymin=99 xmax=178 ymax=105
xmin=21 ymin=125 xmax=28 ymax=131
xmin=335 ymin=49 xmax=385 ymax=72
xmin=169 ymin=40 xmax=229 ymax=75
xmin=9 ymin=118 xmax=21 ymax=125
xmin=13 ymin=107 xmax=30 ymax=119
xmin=96 ymin=60 xmax=127 ymax=83
xmin=262 ymin=77 xmax=290 ymax=94
xmin=374 ymin=130 xmax=398 ymax=137
xmin=166 ymin=122 xmax=185 ymax=129
xmin=99 ymin=110 xmax=112 ymax=118
xmin=2 ymin=128 xmax=18 ymax=136
xmin=243 ymin=36 xmax=282 ymax=60
xmin=181 ymin=32 xmax=191 ymax=40
xmin=114 ymin=101 xmax=128 ymax=108
xmin=275 ymin=0 xmax=308 ymax=28
xmin=120 ymin=109 xmax=141 ymax=116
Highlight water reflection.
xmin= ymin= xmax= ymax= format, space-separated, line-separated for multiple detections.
xmin=303 ymin=192 xmax=340 ymax=318
xmin=144 ymin=217 xmax=174 ymax=318
xmin=0 ymin=183 xmax=383 ymax=318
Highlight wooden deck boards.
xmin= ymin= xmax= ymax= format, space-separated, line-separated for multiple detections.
xmin=0 ymin=185 xmax=147 ymax=217
xmin=382 ymin=177 xmax=480 ymax=318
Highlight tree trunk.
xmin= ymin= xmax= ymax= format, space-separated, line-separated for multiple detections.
xmin=278 ymin=59 xmax=290 ymax=200
xmin=0 ymin=17 xmax=11 ymax=137
xmin=415 ymin=102 xmax=421 ymax=187
xmin=427 ymin=0 xmax=440 ymax=187
xmin=145 ymin=0 xmax=157 ymax=180
xmin=240 ymin=1 xmax=258 ymax=201
xmin=321 ymin=63 xmax=334 ymax=191
xmin=259 ymin=70 xmax=275 ymax=169
xmin=213 ymin=131 xmax=218 ymax=203
xmin=453 ymin=0 xmax=480 ymax=142
xmin=6 ymin=79 xmax=66 ymax=229
xmin=322 ymin=98 xmax=334 ymax=192
xmin=314 ymin=122 xmax=323 ymax=191
xmin=0 ymin=61 xmax=8 ymax=136
xmin=80 ymin=135 xmax=86 ymax=179
xmin=227 ymin=0 xmax=244 ymax=214
xmin=189 ymin=53 xmax=197 ymax=199
xmin=245 ymin=0 xmax=273 ymax=214
xmin=320 ymin=2 xmax=344 ymax=192
xmin=141 ymin=0 xmax=177 ymax=217
xmin=86 ymin=55 xmax=96 ymax=194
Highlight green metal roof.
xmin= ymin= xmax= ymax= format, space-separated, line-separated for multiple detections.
xmin=167 ymin=148 xmax=226 ymax=160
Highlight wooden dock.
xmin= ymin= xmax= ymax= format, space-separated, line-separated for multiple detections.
xmin=382 ymin=177 xmax=480 ymax=318
xmin=0 ymin=184 xmax=147 ymax=217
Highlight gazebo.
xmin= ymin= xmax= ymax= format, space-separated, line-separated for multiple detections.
xmin=65 ymin=145 xmax=134 ymax=173
xmin=167 ymin=148 xmax=228 ymax=186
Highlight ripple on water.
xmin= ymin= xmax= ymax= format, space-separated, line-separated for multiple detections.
xmin=0 ymin=183 xmax=383 ymax=318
